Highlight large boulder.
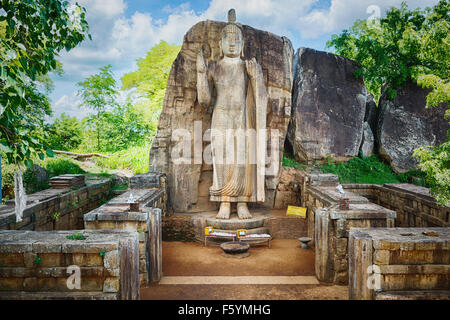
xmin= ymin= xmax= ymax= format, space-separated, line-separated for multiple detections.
xmin=149 ymin=20 xmax=294 ymax=213
xmin=287 ymin=47 xmax=367 ymax=163
xmin=377 ymin=80 xmax=449 ymax=173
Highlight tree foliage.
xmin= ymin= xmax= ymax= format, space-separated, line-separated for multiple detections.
xmin=0 ymin=0 xmax=90 ymax=167
xmin=76 ymin=65 xmax=151 ymax=153
xmin=327 ymin=1 xmax=449 ymax=206
xmin=413 ymin=139 xmax=450 ymax=206
xmin=77 ymin=64 xmax=117 ymax=150
xmin=121 ymin=41 xmax=181 ymax=132
xmin=326 ymin=1 xmax=449 ymax=105
xmin=47 ymin=113 xmax=83 ymax=151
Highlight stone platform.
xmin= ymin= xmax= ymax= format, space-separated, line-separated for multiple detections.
xmin=0 ymin=230 xmax=140 ymax=300
xmin=163 ymin=209 xmax=308 ymax=243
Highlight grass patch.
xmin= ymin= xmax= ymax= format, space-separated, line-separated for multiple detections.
xmin=320 ymin=155 xmax=427 ymax=186
xmin=95 ymin=143 xmax=150 ymax=174
xmin=282 ymin=154 xmax=308 ymax=171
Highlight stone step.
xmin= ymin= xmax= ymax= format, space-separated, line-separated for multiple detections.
xmin=376 ymin=290 xmax=450 ymax=300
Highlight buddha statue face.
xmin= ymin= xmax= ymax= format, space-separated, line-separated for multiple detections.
xmin=220 ymin=24 xmax=243 ymax=59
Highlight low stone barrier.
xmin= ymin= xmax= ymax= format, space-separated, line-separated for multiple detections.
xmin=0 ymin=178 xmax=113 ymax=232
xmin=349 ymin=227 xmax=450 ymax=300
xmin=84 ymin=190 xmax=163 ymax=285
xmin=315 ymin=204 xmax=396 ymax=284
xmin=344 ymin=183 xmax=449 ymax=227
xmin=0 ymin=230 xmax=139 ymax=300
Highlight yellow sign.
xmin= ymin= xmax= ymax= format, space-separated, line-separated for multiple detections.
xmin=286 ymin=206 xmax=307 ymax=218
xmin=237 ymin=229 xmax=247 ymax=238
xmin=205 ymin=226 xmax=213 ymax=236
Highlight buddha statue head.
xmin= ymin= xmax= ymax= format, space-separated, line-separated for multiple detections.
xmin=220 ymin=9 xmax=244 ymax=59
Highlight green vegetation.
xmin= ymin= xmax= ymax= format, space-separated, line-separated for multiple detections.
xmin=47 ymin=113 xmax=83 ymax=151
xmin=75 ymin=64 xmax=151 ymax=154
xmin=99 ymin=250 xmax=106 ymax=258
xmin=327 ymin=0 xmax=449 ymax=105
xmin=0 ymin=0 xmax=89 ymax=167
xmin=44 ymin=158 xmax=85 ymax=177
xmin=121 ymin=41 xmax=181 ymax=132
xmin=327 ymin=0 xmax=448 ymax=205
xmin=33 ymin=256 xmax=42 ymax=265
xmin=51 ymin=212 xmax=61 ymax=221
xmin=66 ymin=233 xmax=87 ymax=241
xmin=95 ymin=143 xmax=151 ymax=174
xmin=282 ymin=155 xmax=308 ymax=171
xmin=319 ymin=155 xmax=427 ymax=186
xmin=413 ymin=140 xmax=450 ymax=205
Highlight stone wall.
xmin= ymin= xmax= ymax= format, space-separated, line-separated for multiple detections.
xmin=0 ymin=178 xmax=113 ymax=232
xmin=315 ymin=205 xmax=395 ymax=285
xmin=84 ymin=190 xmax=163 ymax=286
xmin=0 ymin=230 xmax=140 ymax=300
xmin=343 ymin=184 xmax=449 ymax=228
xmin=349 ymin=227 xmax=450 ymax=300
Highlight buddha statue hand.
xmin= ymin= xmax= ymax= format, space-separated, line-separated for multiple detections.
xmin=245 ymin=57 xmax=258 ymax=80
xmin=197 ymin=48 xmax=207 ymax=74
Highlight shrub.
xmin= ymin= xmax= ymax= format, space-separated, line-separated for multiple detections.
xmin=44 ymin=158 xmax=85 ymax=178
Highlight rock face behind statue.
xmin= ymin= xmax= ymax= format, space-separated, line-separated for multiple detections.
xmin=377 ymin=80 xmax=449 ymax=173
xmin=287 ymin=47 xmax=367 ymax=162
xmin=149 ymin=20 xmax=294 ymax=213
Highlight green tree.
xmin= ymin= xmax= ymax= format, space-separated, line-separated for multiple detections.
xmin=326 ymin=1 xmax=449 ymax=105
xmin=0 ymin=0 xmax=90 ymax=167
xmin=47 ymin=113 xmax=83 ymax=151
xmin=77 ymin=65 xmax=118 ymax=151
xmin=121 ymin=41 xmax=181 ymax=132
xmin=327 ymin=1 xmax=449 ymax=206
xmin=100 ymin=102 xmax=152 ymax=152
xmin=413 ymin=139 xmax=450 ymax=206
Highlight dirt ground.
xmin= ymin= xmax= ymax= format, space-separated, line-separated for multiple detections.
xmin=161 ymin=239 xmax=315 ymax=276
xmin=140 ymin=240 xmax=348 ymax=300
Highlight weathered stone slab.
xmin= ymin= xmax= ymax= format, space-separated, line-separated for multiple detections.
xmin=288 ymin=47 xmax=366 ymax=162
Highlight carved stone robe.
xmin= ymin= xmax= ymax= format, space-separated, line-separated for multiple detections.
xmin=207 ymin=59 xmax=267 ymax=203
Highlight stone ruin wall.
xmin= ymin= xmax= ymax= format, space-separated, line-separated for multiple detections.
xmin=149 ymin=20 xmax=294 ymax=213
xmin=349 ymin=228 xmax=450 ymax=300
xmin=0 ymin=179 xmax=113 ymax=232
xmin=343 ymin=184 xmax=449 ymax=228
xmin=0 ymin=230 xmax=140 ymax=300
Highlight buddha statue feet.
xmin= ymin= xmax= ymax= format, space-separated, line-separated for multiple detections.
xmin=216 ymin=202 xmax=231 ymax=219
xmin=237 ymin=202 xmax=252 ymax=219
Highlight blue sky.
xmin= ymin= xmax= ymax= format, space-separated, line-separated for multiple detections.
xmin=50 ymin=0 xmax=440 ymax=119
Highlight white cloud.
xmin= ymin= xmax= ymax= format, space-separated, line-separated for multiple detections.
xmin=298 ymin=0 xmax=440 ymax=39
xmin=76 ymin=0 xmax=126 ymax=19
xmin=52 ymin=93 xmax=83 ymax=119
